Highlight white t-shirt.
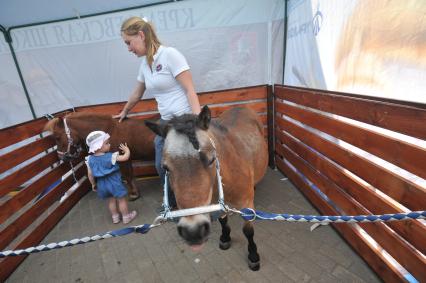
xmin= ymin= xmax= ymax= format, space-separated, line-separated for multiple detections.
xmin=137 ymin=45 xmax=191 ymax=120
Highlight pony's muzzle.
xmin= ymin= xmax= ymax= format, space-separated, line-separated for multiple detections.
xmin=177 ymin=214 xmax=211 ymax=245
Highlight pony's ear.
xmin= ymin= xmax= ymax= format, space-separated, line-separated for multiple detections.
xmin=43 ymin=117 xmax=61 ymax=133
xmin=144 ymin=120 xmax=169 ymax=137
xmin=197 ymin=105 xmax=211 ymax=130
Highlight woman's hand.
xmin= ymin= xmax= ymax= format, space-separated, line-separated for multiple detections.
xmin=112 ymin=110 xmax=127 ymax=123
xmin=91 ymin=184 xmax=97 ymax=192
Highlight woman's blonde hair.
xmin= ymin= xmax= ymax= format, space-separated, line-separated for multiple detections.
xmin=121 ymin=16 xmax=161 ymax=69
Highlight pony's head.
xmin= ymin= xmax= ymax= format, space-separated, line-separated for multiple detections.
xmin=44 ymin=116 xmax=83 ymax=162
xmin=145 ymin=106 xmax=217 ymax=247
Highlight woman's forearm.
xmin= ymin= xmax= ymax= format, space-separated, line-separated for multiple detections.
xmin=123 ymin=82 xmax=145 ymax=114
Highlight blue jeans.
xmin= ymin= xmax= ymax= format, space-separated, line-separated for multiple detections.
xmin=154 ymin=134 xmax=177 ymax=208
xmin=154 ymin=135 xmax=166 ymax=185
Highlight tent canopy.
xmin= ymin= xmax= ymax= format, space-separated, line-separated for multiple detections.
xmin=0 ymin=0 xmax=168 ymax=28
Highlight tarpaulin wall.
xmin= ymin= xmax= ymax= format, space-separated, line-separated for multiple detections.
xmin=284 ymin=0 xmax=426 ymax=104
xmin=0 ymin=0 xmax=285 ymax=129
xmin=0 ymin=29 xmax=34 ymax=127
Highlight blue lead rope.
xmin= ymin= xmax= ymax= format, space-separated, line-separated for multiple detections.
xmin=1 ymin=210 xmax=425 ymax=258
xmin=0 ymin=224 xmax=152 ymax=258
xmin=240 ymin=208 xmax=426 ymax=223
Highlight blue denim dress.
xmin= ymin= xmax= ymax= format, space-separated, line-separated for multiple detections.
xmin=87 ymin=152 xmax=127 ymax=199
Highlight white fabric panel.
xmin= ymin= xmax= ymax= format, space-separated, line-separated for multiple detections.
xmin=0 ymin=0 xmax=168 ymax=28
xmin=8 ymin=0 xmax=284 ymax=119
xmin=285 ymin=0 xmax=426 ymax=104
xmin=0 ymin=34 xmax=34 ymax=129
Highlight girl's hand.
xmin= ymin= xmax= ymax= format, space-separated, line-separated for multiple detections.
xmin=91 ymin=184 xmax=97 ymax=192
xmin=119 ymin=143 xmax=130 ymax=154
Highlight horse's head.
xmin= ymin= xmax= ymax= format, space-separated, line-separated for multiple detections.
xmin=44 ymin=116 xmax=84 ymax=162
xmin=146 ymin=106 xmax=217 ymax=247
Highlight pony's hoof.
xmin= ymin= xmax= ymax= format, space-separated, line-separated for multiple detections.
xmin=129 ymin=194 xmax=140 ymax=201
xmin=219 ymin=240 xmax=231 ymax=250
xmin=248 ymin=260 xmax=260 ymax=271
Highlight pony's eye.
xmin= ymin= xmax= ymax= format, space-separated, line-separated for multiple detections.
xmin=162 ymin=164 xmax=170 ymax=171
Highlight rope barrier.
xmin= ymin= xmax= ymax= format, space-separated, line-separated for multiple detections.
xmin=0 ymin=224 xmax=154 ymax=258
xmin=239 ymin=208 xmax=426 ymax=223
xmin=1 ymin=209 xmax=424 ymax=258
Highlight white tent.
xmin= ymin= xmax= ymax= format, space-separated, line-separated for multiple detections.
xmin=1 ymin=0 xmax=425 ymax=129
xmin=0 ymin=0 xmax=285 ymax=128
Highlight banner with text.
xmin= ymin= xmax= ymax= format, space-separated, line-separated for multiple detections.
xmin=1 ymin=0 xmax=284 ymax=128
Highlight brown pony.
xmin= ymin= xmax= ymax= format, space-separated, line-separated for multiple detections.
xmin=44 ymin=112 xmax=155 ymax=200
xmin=145 ymin=106 xmax=268 ymax=270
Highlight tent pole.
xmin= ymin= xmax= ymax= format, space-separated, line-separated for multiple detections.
xmin=281 ymin=0 xmax=288 ymax=84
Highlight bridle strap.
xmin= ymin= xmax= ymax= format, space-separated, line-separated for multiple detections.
xmin=159 ymin=136 xmax=226 ymax=220
xmin=57 ymin=118 xmax=82 ymax=158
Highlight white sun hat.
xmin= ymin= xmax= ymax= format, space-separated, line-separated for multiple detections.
xmin=86 ymin=131 xmax=110 ymax=153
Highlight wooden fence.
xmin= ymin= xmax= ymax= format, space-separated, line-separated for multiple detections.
xmin=0 ymin=85 xmax=269 ymax=280
xmin=274 ymin=85 xmax=426 ymax=282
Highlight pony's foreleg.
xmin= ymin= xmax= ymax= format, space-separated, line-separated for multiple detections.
xmin=243 ymin=221 xmax=260 ymax=271
xmin=218 ymin=214 xmax=231 ymax=250
xmin=122 ymin=161 xmax=139 ymax=201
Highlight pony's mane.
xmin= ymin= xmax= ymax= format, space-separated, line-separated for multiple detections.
xmin=169 ymin=114 xmax=200 ymax=150
xmin=169 ymin=114 xmax=228 ymax=150
xmin=66 ymin=112 xmax=113 ymax=121
xmin=43 ymin=112 xmax=114 ymax=133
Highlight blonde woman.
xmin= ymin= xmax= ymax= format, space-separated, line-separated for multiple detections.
xmin=114 ymin=16 xmax=201 ymax=207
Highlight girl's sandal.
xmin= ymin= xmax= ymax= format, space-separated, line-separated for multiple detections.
xmin=123 ymin=211 xmax=137 ymax=224
xmin=112 ymin=214 xmax=120 ymax=224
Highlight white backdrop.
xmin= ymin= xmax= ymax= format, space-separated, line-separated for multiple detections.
xmin=284 ymin=0 xmax=426 ymax=103
xmin=0 ymin=33 xmax=35 ymax=128
xmin=1 ymin=0 xmax=284 ymax=129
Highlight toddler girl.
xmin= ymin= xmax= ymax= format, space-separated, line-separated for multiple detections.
xmin=85 ymin=130 xmax=137 ymax=224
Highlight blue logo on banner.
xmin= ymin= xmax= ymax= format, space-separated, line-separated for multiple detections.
xmin=312 ymin=10 xmax=323 ymax=36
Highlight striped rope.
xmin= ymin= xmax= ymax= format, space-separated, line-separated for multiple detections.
xmin=2 ymin=209 xmax=425 ymax=258
xmin=0 ymin=224 xmax=153 ymax=258
xmin=239 ymin=208 xmax=426 ymax=223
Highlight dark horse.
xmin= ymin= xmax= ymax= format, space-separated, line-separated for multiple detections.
xmin=145 ymin=106 xmax=268 ymax=270
xmin=44 ymin=112 xmax=155 ymax=200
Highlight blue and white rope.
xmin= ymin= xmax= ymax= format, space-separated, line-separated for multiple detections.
xmin=239 ymin=208 xmax=426 ymax=223
xmin=0 ymin=224 xmax=153 ymax=258
xmin=1 ymin=209 xmax=425 ymax=258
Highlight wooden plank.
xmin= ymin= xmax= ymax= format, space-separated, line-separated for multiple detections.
xmin=0 ymin=166 xmax=86 ymax=251
xmin=0 ymin=119 xmax=46 ymax=150
xmin=275 ymin=86 xmax=426 ymax=140
xmin=209 ymin=101 xmax=267 ymax=117
xmin=132 ymin=164 xmax=157 ymax=177
xmin=0 ymin=151 xmax=59 ymax=198
xmin=277 ymin=85 xmax=426 ymax=109
xmin=0 ymin=179 xmax=90 ymax=282
xmin=0 ymin=136 xmax=56 ymax=175
xmin=275 ymin=114 xmax=426 ymax=210
xmin=0 ymin=162 xmax=72 ymax=224
xmin=276 ymin=142 xmax=426 ymax=281
xmin=276 ymin=130 xmax=426 ymax=254
xmin=276 ymin=102 xmax=426 ymax=180
xmin=275 ymin=157 xmax=405 ymax=283
xmin=199 ymin=85 xmax=267 ymax=105
xmin=266 ymin=85 xmax=275 ymax=168
xmin=76 ymin=99 xmax=158 ymax=115
xmin=76 ymin=86 xmax=267 ymax=116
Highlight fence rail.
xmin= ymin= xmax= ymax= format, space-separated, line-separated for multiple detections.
xmin=274 ymin=85 xmax=426 ymax=283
